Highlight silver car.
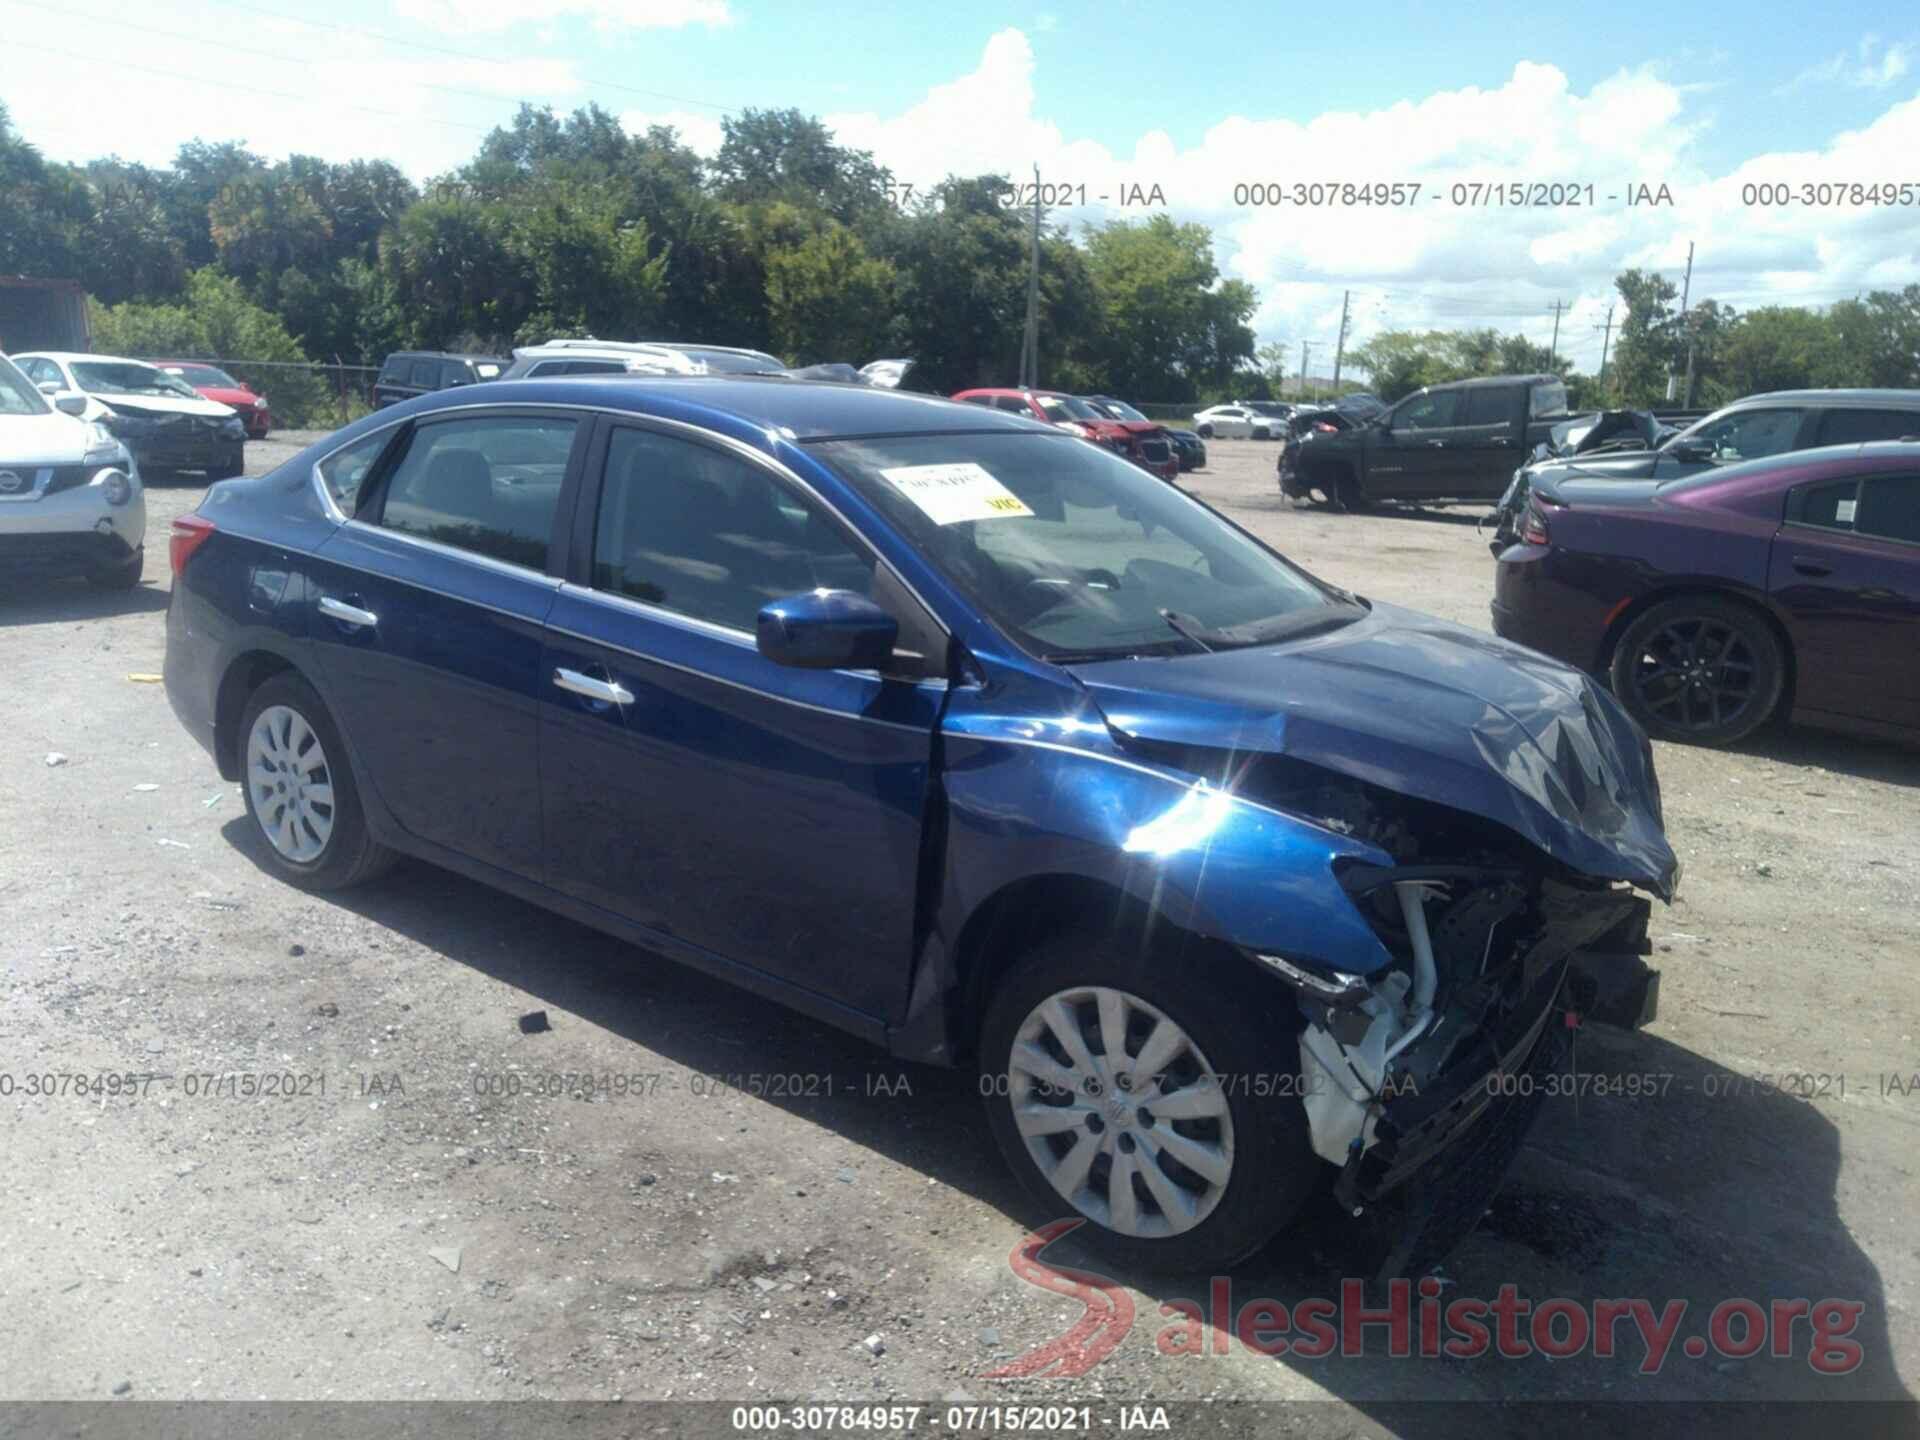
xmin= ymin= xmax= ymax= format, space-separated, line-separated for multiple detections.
xmin=0 ymin=353 xmax=145 ymax=588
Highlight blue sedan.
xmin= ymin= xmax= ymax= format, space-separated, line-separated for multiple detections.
xmin=163 ymin=376 xmax=1676 ymax=1272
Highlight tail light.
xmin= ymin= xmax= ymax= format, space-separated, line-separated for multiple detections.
xmin=1520 ymin=496 xmax=1558 ymax=546
xmin=170 ymin=513 xmax=217 ymax=574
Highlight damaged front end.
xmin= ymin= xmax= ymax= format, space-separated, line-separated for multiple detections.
xmin=1122 ymin=734 xmax=1663 ymax=1221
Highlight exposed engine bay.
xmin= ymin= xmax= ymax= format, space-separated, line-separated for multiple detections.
xmin=1138 ymin=741 xmax=1659 ymax=1200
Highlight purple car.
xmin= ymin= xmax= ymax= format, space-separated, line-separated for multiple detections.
xmin=1492 ymin=441 xmax=1920 ymax=747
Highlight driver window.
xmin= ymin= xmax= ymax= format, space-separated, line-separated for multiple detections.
xmin=1396 ymin=392 xmax=1461 ymax=429
xmin=1694 ymin=408 xmax=1804 ymax=462
xmin=591 ymin=428 xmax=875 ymax=633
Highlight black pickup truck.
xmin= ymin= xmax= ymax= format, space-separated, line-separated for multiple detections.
xmin=1278 ymin=373 xmax=1573 ymax=509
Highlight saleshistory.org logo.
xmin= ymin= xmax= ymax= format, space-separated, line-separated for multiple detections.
xmin=983 ymin=1220 xmax=1866 ymax=1378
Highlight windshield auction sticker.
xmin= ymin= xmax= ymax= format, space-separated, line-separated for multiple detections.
xmin=879 ymin=462 xmax=1034 ymax=525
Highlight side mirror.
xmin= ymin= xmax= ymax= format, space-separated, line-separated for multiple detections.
xmin=756 ymin=590 xmax=899 ymax=671
xmin=54 ymin=394 xmax=88 ymax=417
xmin=1668 ymin=440 xmax=1711 ymax=463
xmin=37 ymin=381 xmax=60 ymax=396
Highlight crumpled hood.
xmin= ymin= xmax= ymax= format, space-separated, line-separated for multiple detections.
xmin=1068 ymin=600 xmax=1678 ymax=898
xmin=97 ymin=393 xmax=235 ymax=420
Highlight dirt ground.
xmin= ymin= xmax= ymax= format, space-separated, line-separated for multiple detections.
xmin=1 ymin=435 xmax=1916 ymax=1426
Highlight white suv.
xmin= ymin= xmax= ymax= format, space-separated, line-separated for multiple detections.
xmin=500 ymin=338 xmax=786 ymax=380
xmin=0 ymin=353 xmax=145 ymax=589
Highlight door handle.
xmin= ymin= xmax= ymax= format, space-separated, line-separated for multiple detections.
xmin=318 ymin=595 xmax=378 ymax=628
xmin=554 ymin=667 xmax=634 ymax=705
xmin=1791 ymin=559 xmax=1833 ymax=578
xmin=1426 ymin=439 xmax=1447 ymax=448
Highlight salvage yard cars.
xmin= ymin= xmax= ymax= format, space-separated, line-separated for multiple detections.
xmin=0 ymin=351 xmax=144 ymax=588
xmin=13 ymin=351 xmax=246 ymax=479
xmin=163 ymin=376 xmax=1676 ymax=1273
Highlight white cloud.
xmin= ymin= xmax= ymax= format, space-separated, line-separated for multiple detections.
xmin=393 ymin=0 xmax=732 ymax=34
xmin=619 ymin=109 xmax=727 ymax=156
xmin=1781 ymin=35 xmax=1913 ymax=92
xmin=822 ymin=32 xmax=1920 ymax=374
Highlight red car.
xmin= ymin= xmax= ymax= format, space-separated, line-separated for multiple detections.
xmin=152 ymin=361 xmax=271 ymax=438
xmin=952 ymin=387 xmax=1179 ymax=481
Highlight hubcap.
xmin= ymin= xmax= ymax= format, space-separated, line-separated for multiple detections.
xmin=1006 ymin=986 xmax=1234 ymax=1239
xmin=245 ymin=705 xmax=335 ymax=863
xmin=1627 ymin=617 xmax=1758 ymax=732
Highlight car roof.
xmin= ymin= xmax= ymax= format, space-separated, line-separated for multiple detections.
xmin=1425 ymin=374 xmax=1559 ymax=391
xmin=1718 ymin=388 xmax=1920 ymax=410
xmin=387 ymin=351 xmax=502 ymax=362
xmin=435 ymin=374 xmax=1049 ymax=439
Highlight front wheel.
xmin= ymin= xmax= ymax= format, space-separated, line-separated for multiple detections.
xmin=1608 ymin=596 xmax=1784 ymax=746
xmin=979 ymin=930 xmax=1319 ymax=1271
xmin=239 ymin=672 xmax=398 ymax=889
xmin=86 ymin=546 xmax=143 ymax=590
xmin=212 ymin=444 xmax=246 ymax=480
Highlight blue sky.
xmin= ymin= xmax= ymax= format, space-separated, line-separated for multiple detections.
xmin=3 ymin=0 xmax=1915 ymax=372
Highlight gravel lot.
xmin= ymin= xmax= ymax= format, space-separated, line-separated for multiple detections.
xmin=2 ymin=434 xmax=1916 ymax=1421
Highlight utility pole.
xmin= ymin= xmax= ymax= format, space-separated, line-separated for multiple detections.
xmin=1547 ymin=299 xmax=1564 ymax=371
xmin=1330 ymin=290 xmax=1351 ymax=389
xmin=1019 ymin=164 xmax=1041 ymax=389
xmin=1680 ymin=241 xmax=1698 ymax=407
xmin=1667 ymin=240 xmax=1694 ymax=403
xmin=1299 ymin=341 xmax=1313 ymax=400
xmin=1596 ymin=304 xmax=1615 ymax=385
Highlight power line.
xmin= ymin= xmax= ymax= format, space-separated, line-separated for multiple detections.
xmin=230 ymin=0 xmax=739 ymax=114
xmin=5 ymin=37 xmax=495 ymax=133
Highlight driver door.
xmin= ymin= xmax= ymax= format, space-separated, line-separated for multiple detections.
xmin=1371 ymin=389 xmax=1465 ymax=498
xmin=538 ymin=421 xmax=948 ymax=1021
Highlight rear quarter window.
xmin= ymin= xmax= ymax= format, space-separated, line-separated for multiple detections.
xmin=1814 ymin=409 xmax=1920 ymax=446
xmin=1528 ymin=382 xmax=1569 ymax=419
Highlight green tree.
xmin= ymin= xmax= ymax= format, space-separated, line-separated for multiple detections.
xmin=90 ymin=269 xmax=332 ymax=424
xmin=1077 ymin=215 xmax=1254 ymax=400
xmin=1606 ymin=268 xmax=1682 ymax=405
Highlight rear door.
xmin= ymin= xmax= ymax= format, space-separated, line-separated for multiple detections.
xmin=1769 ymin=471 xmax=1920 ymax=733
xmin=1370 ymin=388 xmax=1466 ymax=498
xmin=306 ymin=407 xmax=588 ymax=878
xmin=537 ymin=420 xmax=945 ymax=1020
xmin=1453 ymin=383 xmax=1526 ymax=497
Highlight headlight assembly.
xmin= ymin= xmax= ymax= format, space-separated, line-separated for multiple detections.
xmin=100 ymin=469 xmax=133 ymax=506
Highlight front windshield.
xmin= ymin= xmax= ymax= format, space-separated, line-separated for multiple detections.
xmin=72 ymin=362 xmax=200 ymax=399
xmin=815 ymin=433 xmax=1349 ymax=661
xmin=0 ymin=355 xmax=50 ymax=416
xmin=1661 ymin=405 xmax=1804 ymax=463
xmin=163 ymin=364 xmax=239 ymax=387
xmin=1034 ymin=393 xmax=1101 ymax=422
xmin=1096 ymin=397 xmax=1150 ymax=422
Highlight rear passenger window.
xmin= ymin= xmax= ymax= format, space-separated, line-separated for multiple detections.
xmin=440 ymin=361 xmax=472 ymax=387
xmin=591 ymin=427 xmax=874 ymax=632
xmin=1796 ymin=479 xmax=1859 ymax=532
xmin=376 ymin=415 xmax=577 ymax=569
xmin=1463 ymin=388 xmax=1510 ymax=426
xmin=1815 ymin=410 xmax=1920 ymax=446
xmin=409 ymin=360 xmax=438 ymax=388
xmin=1856 ymin=476 xmax=1920 ymax=544
xmin=994 ymin=396 xmax=1031 ymax=415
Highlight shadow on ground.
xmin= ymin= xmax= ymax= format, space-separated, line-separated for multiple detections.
xmin=223 ymin=817 xmax=1912 ymax=1421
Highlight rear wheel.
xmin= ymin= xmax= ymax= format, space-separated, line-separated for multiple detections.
xmin=239 ymin=673 xmax=397 ymax=889
xmin=980 ymin=928 xmax=1319 ymax=1271
xmin=1609 ymin=595 xmax=1784 ymax=746
xmin=1196 ymin=424 xmax=1213 ymax=439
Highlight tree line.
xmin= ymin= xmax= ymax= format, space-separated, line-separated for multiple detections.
xmin=2 ymin=99 xmax=1256 ymax=419
xmin=5 ymin=98 xmax=1915 ymax=425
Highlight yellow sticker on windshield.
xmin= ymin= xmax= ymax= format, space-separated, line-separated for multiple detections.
xmin=878 ymin=462 xmax=1034 ymax=525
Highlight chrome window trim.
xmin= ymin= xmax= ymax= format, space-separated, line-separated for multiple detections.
xmin=341 ymin=516 xmax=558 ymax=583
xmin=308 ymin=545 xmax=560 ymax=623
xmin=307 ymin=399 xmax=953 ymax=652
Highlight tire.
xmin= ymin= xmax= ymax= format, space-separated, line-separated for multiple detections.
xmin=1334 ymin=470 xmax=1369 ymax=512
xmin=1196 ymin=425 xmax=1213 ymax=439
xmin=979 ymin=927 xmax=1320 ymax=1272
xmin=86 ymin=546 xmax=143 ymax=590
xmin=212 ymin=444 xmax=246 ymax=480
xmin=1608 ymin=595 xmax=1785 ymax=747
xmin=238 ymin=672 xmax=398 ymax=890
